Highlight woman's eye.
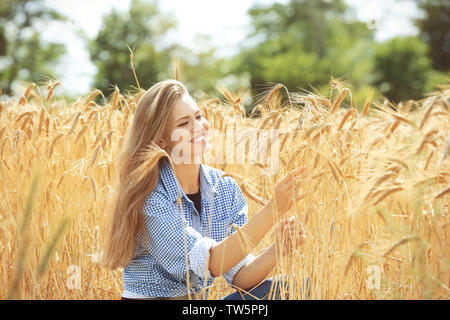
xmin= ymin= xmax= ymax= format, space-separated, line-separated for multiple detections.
xmin=178 ymin=115 xmax=203 ymax=127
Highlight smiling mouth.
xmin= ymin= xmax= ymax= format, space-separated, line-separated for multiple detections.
xmin=190 ymin=134 xmax=206 ymax=143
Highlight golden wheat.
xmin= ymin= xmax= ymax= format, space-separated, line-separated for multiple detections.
xmin=1 ymin=80 xmax=449 ymax=300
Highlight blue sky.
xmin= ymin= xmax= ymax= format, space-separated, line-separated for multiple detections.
xmin=43 ymin=0 xmax=422 ymax=96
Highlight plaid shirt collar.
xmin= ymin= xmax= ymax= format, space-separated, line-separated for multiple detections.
xmin=158 ymin=157 xmax=218 ymax=205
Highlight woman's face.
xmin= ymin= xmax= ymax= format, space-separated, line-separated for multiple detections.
xmin=160 ymin=94 xmax=210 ymax=164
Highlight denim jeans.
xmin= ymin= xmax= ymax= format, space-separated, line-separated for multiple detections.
xmin=120 ymin=276 xmax=310 ymax=300
xmin=221 ymin=276 xmax=310 ymax=300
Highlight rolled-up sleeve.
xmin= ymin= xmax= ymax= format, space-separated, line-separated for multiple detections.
xmin=141 ymin=200 xmax=217 ymax=281
xmin=223 ymin=179 xmax=255 ymax=285
xmin=189 ymin=236 xmax=217 ymax=278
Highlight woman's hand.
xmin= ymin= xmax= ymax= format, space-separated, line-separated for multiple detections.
xmin=209 ymin=167 xmax=308 ymax=278
xmin=273 ymin=167 xmax=308 ymax=217
xmin=275 ymin=216 xmax=306 ymax=257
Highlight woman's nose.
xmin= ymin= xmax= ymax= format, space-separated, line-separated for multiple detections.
xmin=194 ymin=116 xmax=208 ymax=131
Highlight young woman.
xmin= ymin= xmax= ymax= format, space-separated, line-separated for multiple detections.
xmin=102 ymin=80 xmax=309 ymax=300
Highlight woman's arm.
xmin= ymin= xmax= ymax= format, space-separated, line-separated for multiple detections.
xmin=231 ymin=215 xmax=307 ymax=290
xmin=209 ymin=199 xmax=276 ymax=277
xmin=208 ymin=167 xmax=308 ymax=278
xmin=231 ymin=244 xmax=277 ymax=290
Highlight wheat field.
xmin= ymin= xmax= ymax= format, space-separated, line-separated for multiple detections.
xmin=0 ymin=80 xmax=449 ymax=299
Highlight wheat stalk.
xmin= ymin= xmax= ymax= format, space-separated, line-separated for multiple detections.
xmin=241 ymin=182 xmax=267 ymax=206
xmin=434 ymin=187 xmax=450 ymax=200
xmin=47 ymin=133 xmax=63 ymax=158
xmin=111 ymin=86 xmax=120 ymax=110
xmin=89 ymin=146 xmax=101 ymax=168
xmin=331 ymin=88 xmax=349 ymax=114
xmin=1 ymin=77 xmax=449 ymax=300
xmin=68 ymin=112 xmax=82 ymax=135
xmin=416 ymin=129 xmax=440 ymax=155
xmin=419 ymin=97 xmax=438 ymax=130
xmin=362 ymin=89 xmax=374 ymax=116
xmin=383 ymin=235 xmax=421 ymax=258
xmin=128 ymin=45 xmax=141 ymax=90
xmin=46 ymin=81 xmax=61 ymax=103
xmin=344 ymin=242 xmax=370 ymax=277
xmin=18 ymin=83 xmax=36 ymax=106
xmin=373 ymin=187 xmax=404 ymax=205
xmin=84 ymin=90 xmax=102 ymax=109
xmin=337 ymin=108 xmax=354 ymax=131
xmin=131 ymin=143 xmax=169 ymax=183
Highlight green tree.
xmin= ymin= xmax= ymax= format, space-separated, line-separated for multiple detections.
xmin=373 ymin=36 xmax=433 ymax=102
xmin=414 ymin=0 xmax=450 ymax=71
xmin=89 ymin=0 xmax=177 ymax=95
xmin=174 ymin=34 xmax=230 ymax=98
xmin=90 ymin=0 xmax=229 ymax=98
xmin=0 ymin=0 xmax=66 ymax=95
xmin=233 ymin=0 xmax=375 ymax=101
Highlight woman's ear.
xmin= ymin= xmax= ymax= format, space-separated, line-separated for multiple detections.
xmin=158 ymin=139 xmax=166 ymax=149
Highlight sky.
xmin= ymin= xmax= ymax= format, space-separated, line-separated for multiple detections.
xmin=43 ymin=0 xmax=422 ymax=96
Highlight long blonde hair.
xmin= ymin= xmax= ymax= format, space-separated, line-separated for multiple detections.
xmin=102 ymin=80 xmax=187 ymax=270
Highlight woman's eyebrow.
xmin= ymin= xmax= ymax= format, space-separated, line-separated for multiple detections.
xmin=176 ymin=110 xmax=200 ymax=123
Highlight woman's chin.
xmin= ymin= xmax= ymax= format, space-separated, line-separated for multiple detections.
xmin=191 ymin=143 xmax=211 ymax=162
xmin=169 ymin=141 xmax=211 ymax=164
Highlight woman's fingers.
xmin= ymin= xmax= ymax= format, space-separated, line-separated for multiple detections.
xmin=286 ymin=175 xmax=307 ymax=193
xmin=287 ymin=168 xmax=307 ymax=184
xmin=296 ymin=220 xmax=306 ymax=245
xmin=276 ymin=188 xmax=307 ymax=216
xmin=280 ymin=169 xmax=296 ymax=184
xmin=296 ymin=192 xmax=307 ymax=201
xmin=286 ymin=173 xmax=308 ymax=191
xmin=282 ymin=216 xmax=306 ymax=242
xmin=282 ymin=167 xmax=307 ymax=185
xmin=276 ymin=216 xmax=307 ymax=255
xmin=285 ymin=184 xmax=308 ymax=202
xmin=285 ymin=180 xmax=299 ymax=195
xmin=275 ymin=167 xmax=309 ymax=215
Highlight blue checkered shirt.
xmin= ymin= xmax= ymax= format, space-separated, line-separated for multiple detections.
xmin=122 ymin=157 xmax=255 ymax=298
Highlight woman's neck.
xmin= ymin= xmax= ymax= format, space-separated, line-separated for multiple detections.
xmin=172 ymin=163 xmax=200 ymax=194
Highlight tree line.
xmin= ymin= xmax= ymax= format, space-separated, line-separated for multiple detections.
xmin=1 ymin=0 xmax=448 ymax=110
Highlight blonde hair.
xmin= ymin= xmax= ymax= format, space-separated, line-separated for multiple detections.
xmin=102 ymin=79 xmax=188 ymax=269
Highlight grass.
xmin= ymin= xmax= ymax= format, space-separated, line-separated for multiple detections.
xmin=0 ymin=79 xmax=449 ymax=299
